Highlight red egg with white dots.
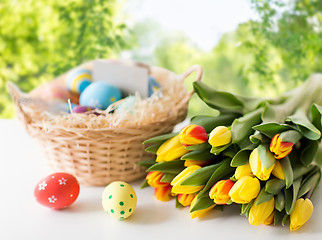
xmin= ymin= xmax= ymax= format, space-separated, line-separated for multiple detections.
xmin=34 ymin=172 xmax=80 ymax=210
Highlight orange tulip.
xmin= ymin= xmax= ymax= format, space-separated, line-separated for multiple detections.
xmin=179 ymin=124 xmax=208 ymax=146
xmin=177 ymin=193 xmax=196 ymax=207
xmin=146 ymin=171 xmax=170 ymax=188
xmin=154 ymin=185 xmax=173 ymax=202
xmin=209 ymin=179 xmax=235 ymax=205
xmin=270 ymin=134 xmax=294 ymax=159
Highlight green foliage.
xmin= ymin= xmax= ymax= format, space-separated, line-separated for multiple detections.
xmin=0 ymin=0 xmax=128 ymax=118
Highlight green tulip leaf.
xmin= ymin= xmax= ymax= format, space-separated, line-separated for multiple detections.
xmin=265 ymin=178 xmax=286 ymax=195
xmin=280 ymin=156 xmax=293 ymax=189
xmin=300 ymin=140 xmax=319 ymax=166
xmin=198 ymin=158 xmax=234 ymax=197
xmin=210 ymin=143 xmax=231 ymax=155
xmin=274 ymin=210 xmax=282 ymax=225
xmin=282 ymin=213 xmax=289 ymax=227
xmin=181 ymin=150 xmax=216 ymax=161
xmin=186 ymin=142 xmax=211 ymax=151
xmin=190 ymin=195 xmax=215 ymax=213
xmin=314 ymin=141 xmax=322 ymax=167
xmin=258 ymin=143 xmax=276 ymax=170
xmin=143 ymin=132 xmax=178 ymax=144
xmin=231 ymin=149 xmax=252 ymax=167
xmin=146 ymin=160 xmax=185 ymax=174
xmin=241 ymin=199 xmax=255 ymax=217
xmin=191 ymin=113 xmax=240 ymax=133
xmin=285 ymin=177 xmax=302 ymax=215
xmin=137 ymin=159 xmax=156 ymax=168
xmin=181 ymin=164 xmax=221 ymax=186
xmin=160 ymin=173 xmax=177 ymax=183
xmin=286 ymin=110 xmax=321 ymax=140
xmin=293 ymin=164 xmax=316 ymax=179
xmin=140 ymin=179 xmax=149 ymax=189
xmin=145 ymin=144 xmax=161 ymax=154
xmin=255 ymin=188 xmax=274 ymax=206
xmin=311 ymin=104 xmax=322 ymax=132
xmin=253 ymin=123 xmax=294 ymax=138
xmin=193 ymin=81 xmax=244 ymax=113
xmin=298 ymin=168 xmax=321 ymax=198
xmin=231 ymin=108 xmax=263 ymax=145
xmin=275 ymin=191 xmax=285 ymax=212
xmin=250 ymin=131 xmax=270 ymax=144
xmin=279 ymin=130 xmax=302 ymax=144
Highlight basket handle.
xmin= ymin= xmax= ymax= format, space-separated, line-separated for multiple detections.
xmin=7 ymin=82 xmax=32 ymax=127
xmin=180 ymin=65 xmax=203 ymax=97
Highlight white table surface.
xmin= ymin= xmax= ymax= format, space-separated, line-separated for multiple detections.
xmin=1 ymin=119 xmax=321 ymax=240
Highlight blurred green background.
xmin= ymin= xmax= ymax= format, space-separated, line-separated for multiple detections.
xmin=0 ymin=0 xmax=321 ymax=118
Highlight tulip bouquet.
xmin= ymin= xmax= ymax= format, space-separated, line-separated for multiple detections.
xmin=139 ymin=74 xmax=322 ymax=231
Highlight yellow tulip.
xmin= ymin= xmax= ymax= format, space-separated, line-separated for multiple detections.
xmin=179 ymin=124 xmax=208 ymax=146
xmin=229 ymin=176 xmax=261 ymax=204
xmin=263 ymin=212 xmax=274 ymax=225
xmin=249 ymin=197 xmax=275 ymax=226
xmin=249 ymin=148 xmax=275 ymax=181
xmin=235 ymin=163 xmax=254 ymax=180
xmin=171 ymin=165 xmax=204 ymax=194
xmin=208 ymin=126 xmax=232 ymax=147
xmin=190 ymin=196 xmax=215 ymax=219
xmin=290 ymin=198 xmax=314 ymax=231
xmin=156 ymin=135 xmax=189 ymax=162
xmin=272 ymin=160 xmax=285 ymax=180
xmin=177 ymin=193 xmax=196 ymax=207
xmin=184 ymin=159 xmax=211 ymax=167
xmin=270 ymin=134 xmax=294 ymax=159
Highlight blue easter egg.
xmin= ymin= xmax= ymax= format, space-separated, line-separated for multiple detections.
xmin=79 ymin=82 xmax=122 ymax=110
xmin=148 ymin=76 xmax=161 ymax=97
xmin=66 ymin=68 xmax=92 ymax=94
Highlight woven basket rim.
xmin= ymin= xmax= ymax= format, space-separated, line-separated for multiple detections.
xmin=8 ymin=61 xmax=203 ymax=131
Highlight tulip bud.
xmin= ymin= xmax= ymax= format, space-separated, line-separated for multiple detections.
xmin=263 ymin=212 xmax=274 ymax=225
xmin=154 ymin=185 xmax=173 ymax=202
xmin=146 ymin=171 xmax=170 ymax=188
xmin=156 ymin=135 xmax=189 ymax=162
xmin=290 ymin=198 xmax=314 ymax=231
xmin=184 ymin=159 xmax=211 ymax=167
xmin=249 ymin=148 xmax=275 ymax=181
xmin=229 ymin=176 xmax=261 ymax=204
xmin=270 ymin=134 xmax=294 ymax=159
xmin=249 ymin=197 xmax=275 ymax=226
xmin=171 ymin=165 xmax=204 ymax=194
xmin=209 ymin=179 xmax=235 ymax=205
xmin=208 ymin=126 xmax=232 ymax=147
xmin=179 ymin=124 xmax=208 ymax=146
xmin=190 ymin=196 xmax=215 ymax=219
xmin=272 ymin=160 xmax=285 ymax=180
xmin=235 ymin=163 xmax=254 ymax=180
xmin=177 ymin=193 xmax=196 ymax=207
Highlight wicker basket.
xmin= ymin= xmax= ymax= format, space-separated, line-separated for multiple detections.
xmin=8 ymin=60 xmax=203 ymax=186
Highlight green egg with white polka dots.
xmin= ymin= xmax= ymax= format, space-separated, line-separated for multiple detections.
xmin=102 ymin=181 xmax=137 ymax=220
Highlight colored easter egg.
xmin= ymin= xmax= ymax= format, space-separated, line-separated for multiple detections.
xmin=102 ymin=181 xmax=137 ymax=220
xmin=116 ymin=96 xmax=137 ymax=113
xmin=72 ymin=105 xmax=95 ymax=113
xmin=66 ymin=68 xmax=92 ymax=94
xmin=79 ymin=82 xmax=122 ymax=110
xmin=148 ymin=76 xmax=161 ymax=97
xmin=34 ymin=172 xmax=80 ymax=210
